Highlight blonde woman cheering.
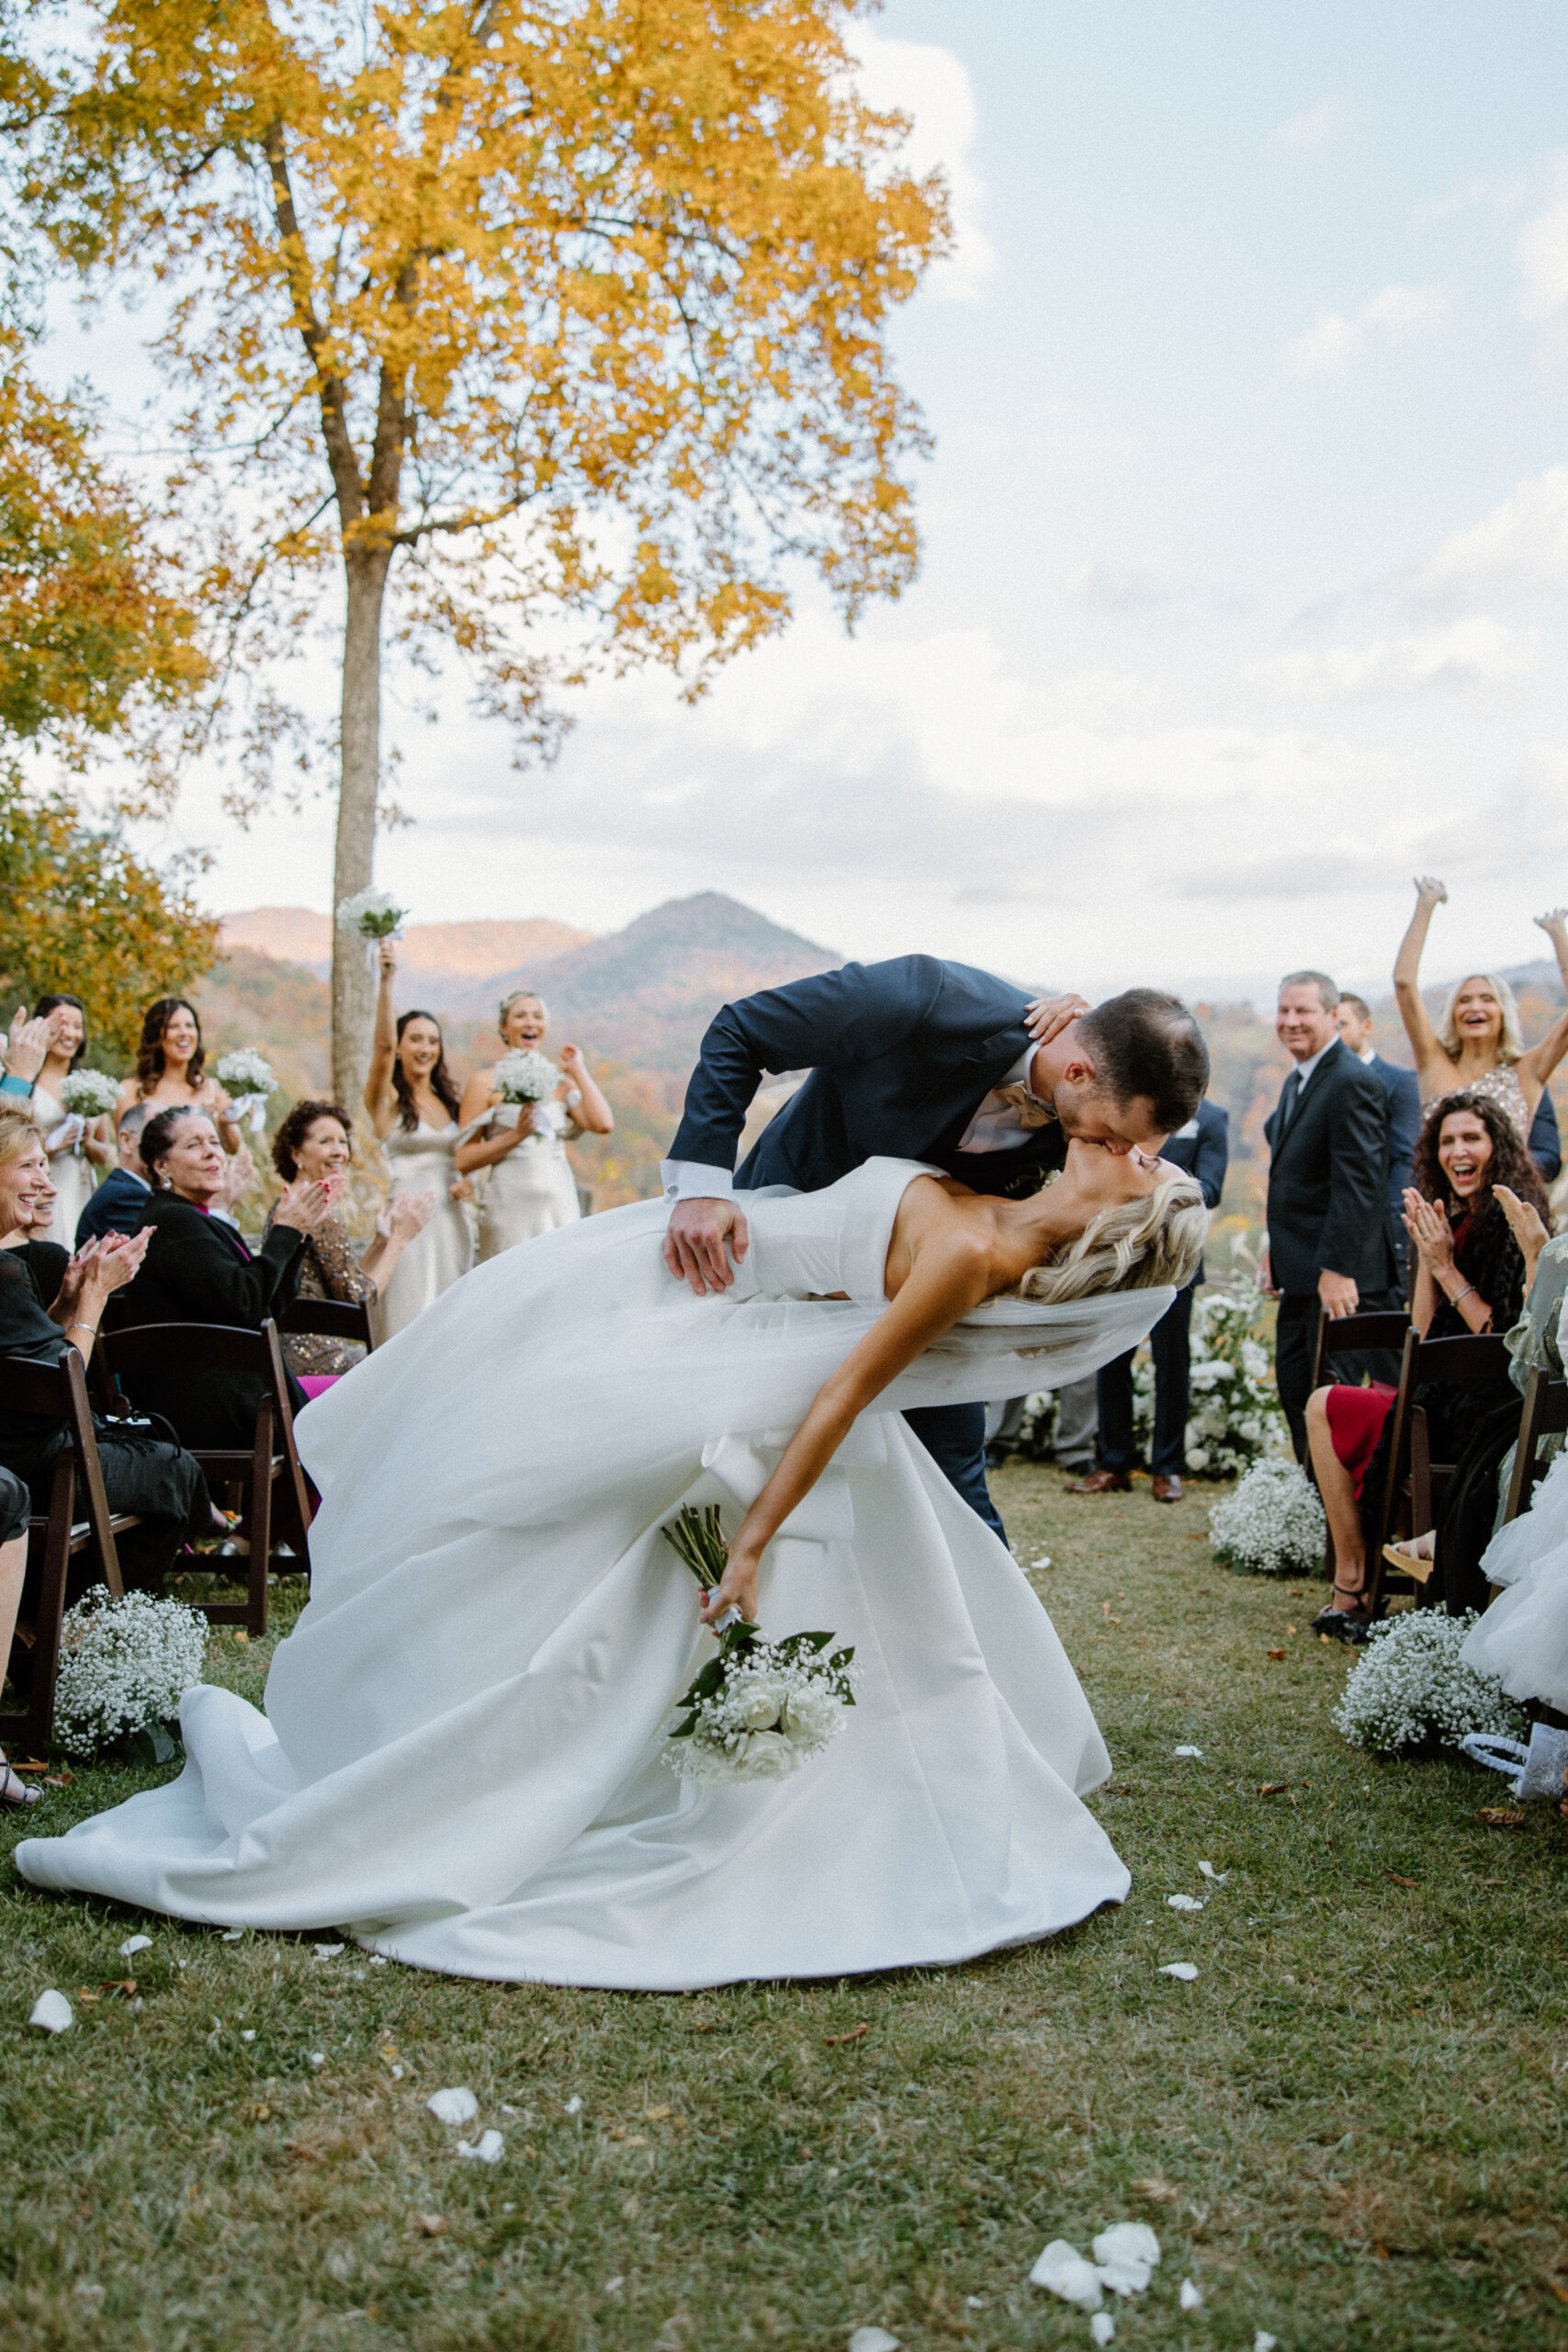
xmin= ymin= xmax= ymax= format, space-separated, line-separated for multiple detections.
xmin=1393 ymin=877 xmax=1568 ymax=1138
xmin=456 ymin=989 xmax=614 ymax=1260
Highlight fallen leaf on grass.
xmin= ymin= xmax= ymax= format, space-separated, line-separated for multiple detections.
xmin=251 ymin=2103 xmax=271 ymax=2121
xmin=641 ymin=2104 xmax=672 ymax=2120
xmin=1267 ymin=1648 xmax=1287 ymax=1662
xmin=1259 ymin=1781 xmax=1290 ymax=1796
xmin=415 ymin=2213 xmax=446 ymax=2236
xmin=1479 ymin=1807 xmax=1525 ymax=1826
xmin=1131 ymin=2177 xmax=1178 ymax=2203
xmin=28 ymin=1990 xmax=72 ymax=2033
xmin=1386 ymin=1871 xmax=1420 ymax=1887
xmin=1548 ymin=2278 xmax=1568 ymax=2305
xmin=75 ymin=1990 xmax=101 ymax=2005
xmin=824 ymin=2022 xmax=870 ymax=2047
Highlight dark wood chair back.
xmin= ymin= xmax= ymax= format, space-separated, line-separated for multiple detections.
xmin=96 ymin=1318 xmax=312 ymax=1634
xmin=0 ymin=1348 xmax=133 ymax=1760
xmin=1368 ymin=1327 xmax=1514 ymax=1616
xmin=1502 ymin=1366 xmax=1568 ymax=1526
xmin=277 ymin=1295 xmax=375 ymax=1351
xmin=1309 ymin=1309 xmax=1409 ymax=1393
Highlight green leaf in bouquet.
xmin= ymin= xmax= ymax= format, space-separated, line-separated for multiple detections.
xmin=124 ymin=1722 xmax=179 ymax=1767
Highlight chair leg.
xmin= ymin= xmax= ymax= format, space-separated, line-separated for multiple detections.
xmin=247 ymin=1468 xmax=272 ymax=1642
xmin=0 ymin=1469 xmax=74 ymax=1758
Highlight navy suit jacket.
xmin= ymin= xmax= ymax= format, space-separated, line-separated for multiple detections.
xmin=1365 ymin=1053 xmax=1421 ymax=1209
xmin=1264 ymin=1036 xmax=1393 ymax=1296
xmin=74 ymin=1167 xmax=152 ymax=1247
xmin=1529 ymin=1087 xmax=1562 ymax=1182
xmin=671 ymin=956 xmax=1072 ymax=1198
xmin=1161 ymin=1099 xmax=1228 ymax=1288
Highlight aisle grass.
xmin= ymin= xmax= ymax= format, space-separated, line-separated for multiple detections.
xmin=2 ymin=1468 xmax=1565 ymax=2352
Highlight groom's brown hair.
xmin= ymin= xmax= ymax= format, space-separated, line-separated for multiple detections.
xmin=1077 ymin=990 xmax=1209 ymax=1135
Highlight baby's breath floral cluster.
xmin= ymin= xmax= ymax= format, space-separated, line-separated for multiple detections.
xmin=58 ymin=1069 xmax=119 ymax=1120
xmin=492 ymin=1048 xmax=560 ymax=1104
xmin=336 ymin=885 xmax=408 ymax=941
xmin=1006 ymin=1287 xmax=1289 ymax=1477
xmin=1208 ymin=1458 xmax=1326 ymax=1577
xmin=213 ymin=1048 xmax=277 ymax=1102
xmin=1333 ymin=1609 xmax=1526 ymax=1754
xmin=660 ymin=1505 xmax=858 ymax=1785
xmin=52 ymin=1588 xmax=207 ymax=1760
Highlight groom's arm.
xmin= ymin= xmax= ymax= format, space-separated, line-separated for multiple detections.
xmin=661 ymin=958 xmax=945 ymax=1296
xmin=663 ymin=956 xmax=946 ymax=1197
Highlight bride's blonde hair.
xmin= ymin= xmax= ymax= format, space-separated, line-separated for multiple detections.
xmin=1015 ymin=1172 xmax=1209 ymax=1304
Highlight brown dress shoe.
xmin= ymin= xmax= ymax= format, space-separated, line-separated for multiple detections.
xmin=1150 ymin=1474 xmax=1184 ymax=1503
xmin=1065 ymin=1469 xmax=1132 ymax=1495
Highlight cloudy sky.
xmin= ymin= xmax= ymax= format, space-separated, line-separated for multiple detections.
xmin=103 ymin=3 xmax=1568 ymax=998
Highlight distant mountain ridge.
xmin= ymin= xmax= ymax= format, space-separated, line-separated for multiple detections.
xmin=219 ymin=907 xmax=592 ymax=1002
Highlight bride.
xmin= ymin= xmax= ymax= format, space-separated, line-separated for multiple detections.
xmin=18 ymin=1146 xmax=1205 ymax=1990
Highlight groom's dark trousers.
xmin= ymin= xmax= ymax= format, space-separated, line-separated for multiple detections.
xmin=669 ymin=956 xmax=1071 ymax=1542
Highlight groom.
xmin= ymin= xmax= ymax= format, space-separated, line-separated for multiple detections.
xmin=662 ymin=955 xmax=1210 ymax=1539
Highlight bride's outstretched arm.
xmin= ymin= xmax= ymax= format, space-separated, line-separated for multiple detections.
xmin=698 ymin=1229 xmax=996 ymax=1625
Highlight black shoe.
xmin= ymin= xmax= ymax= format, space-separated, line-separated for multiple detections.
xmin=1311 ymin=1604 xmax=1371 ymax=1645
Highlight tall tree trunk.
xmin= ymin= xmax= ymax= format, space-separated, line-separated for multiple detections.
xmin=331 ymin=545 xmax=393 ymax=1107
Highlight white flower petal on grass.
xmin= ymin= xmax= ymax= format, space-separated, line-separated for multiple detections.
xmin=564 ymin=2096 xmax=583 ymax=2116
xmin=309 ymin=2052 xmax=325 ymax=2068
xmin=1255 ymin=2335 xmax=1279 ymax=2352
xmin=1158 ymin=1962 xmax=1199 ymax=1983
xmin=849 ymin=2330 xmax=902 ymax=2352
xmin=1029 ymin=2241 xmax=1103 ymax=2310
xmin=119 ymin=1935 xmax=152 ymax=1958
xmin=368 ymin=1956 xmax=387 ymax=1967
xmin=220 ymin=1928 xmax=243 ymax=1941
xmin=1197 ymin=1861 xmax=1228 ymax=1883
xmin=28 ymin=1990 xmax=73 ymax=2033
xmin=426 ymin=2087 xmax=479 ymax=2127
xmin=1090 ymin=2317 xmax=1117 ymax=2348
xmin=1092 ymin=2222 xmax=1161 ymax=2295
xmin=1167 ymin=1894 xmax=1204 ymax=1912
xmin=1174 ymin=1746 xmax=1204 ymax=1758
xmin=241 ymin=2030 xmax=255 ymax=2042
xmin=1179 ymin=2278 xmax=1203 ymax=2310
xmin=457 ymin=2130 xmax=505 ymax=2164
xmin=313 ymin=1943 xmax=344 ymax=1960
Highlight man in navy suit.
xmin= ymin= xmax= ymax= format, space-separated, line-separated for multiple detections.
xmin=1333 ymin=994 xmax=1420 ymax=1283
xmin=662 ymin=957 xmax=1210 ymax=1538
xmin=74 ymin=1104 xmax=153 ymax=1246
xmin=1067 ymin=1097 xmax=1229 ymax=1503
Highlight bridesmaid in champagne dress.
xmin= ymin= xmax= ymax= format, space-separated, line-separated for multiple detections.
xmin=363 ymin=944 xmax=475 ymax=1340
xmin=456 ymin=989 xmax=614 ymax=1260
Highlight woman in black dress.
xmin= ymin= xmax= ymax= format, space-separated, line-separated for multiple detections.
xmin=112 ymin=1106 xmax=334 ymax=1448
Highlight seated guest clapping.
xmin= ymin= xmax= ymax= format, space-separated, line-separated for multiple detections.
xmin=111 ymin=1106 xmax=333 ymax=1448
xmin=74 ymin=1103 xmax=153 ymax=1246
xmin=263 ymin=1100 xmax=434 ymax=1388
xmin=0 ymin=1108 xmax=214 ymax=1614
xmin=1304 ymin=1091 xmax=1541 ymax=1641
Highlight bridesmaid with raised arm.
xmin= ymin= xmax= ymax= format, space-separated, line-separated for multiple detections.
xmin=363 ymin=941 xmax=475 ymax=1340
xmin=117 ymin=997 xmax=243 ymax=1156
xmin=456 ymin=989 xmax=614 ymax=1260
xmin=28 ymin=995 xmax=114 ymax=1248
xmin=1393 ymin=878 xmax=1568 ymax=1138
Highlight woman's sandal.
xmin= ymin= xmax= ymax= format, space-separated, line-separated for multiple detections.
xmin=1312 ymin=1582 xmax=1373 ymax=1645
xmin=1382 ymin=1537 xmax=1436 ymax=1584
xmin=0 ymin=1758 xmax=42 ymax=1809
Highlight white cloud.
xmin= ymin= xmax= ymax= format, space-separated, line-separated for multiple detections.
xmin=1416 ymin=465 xmax=1568 ymax=601
xmin=1269 ymin=96 xmax=1348 ymax=153
xmin=847 ymin=29 xmax=996 ymax=302
xmin=1517 ymin=159 xmax=1568 ymax=318
xmin=1284 ymin=284 xmax=1449 ymax=375
xmin=1255 ymin=615 xmax=1540 ymax=697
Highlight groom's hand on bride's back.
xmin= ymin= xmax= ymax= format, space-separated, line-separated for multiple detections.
xmin=663 ymin=1197 xmax=750 ymax=1296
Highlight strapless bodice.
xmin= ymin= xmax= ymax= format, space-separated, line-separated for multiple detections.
xmin=729 ymin=1158 xmax=942 ymax=1308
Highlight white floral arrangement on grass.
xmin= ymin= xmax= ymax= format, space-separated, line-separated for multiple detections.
xmin=1208 ymin=1458 xmax=1326 ymax=1577
xmin=52 ymin=1588 xmax=208 ymax=1760
xmin=1333 ymin=1609 xmax=1527 ymax=1755
xmin=214 ymin=1047 xmax=278 ymax=1133
xmin=336 ymin=884 xmax=408 ymax=944
xmin=1005 ymin=1286 xmax=1290 ymax=1476
xmin=492 ymin=1048 xmax=560 ymax=1104
xmin=58 ymin=1069 xmax=119 ymax=1120
xmin=659 ymin=1506 xmax=859 ymax=1783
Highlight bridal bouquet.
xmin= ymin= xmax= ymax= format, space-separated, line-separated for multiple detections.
xmin=58 ymin=1069 xmax=119 ymax=1123
xmin=337 ymin=885 xmax=409 ymax=972
xmin=492 ymin=1048 xmax=560 ymax=1104
xmin=659 ymin=1505 xmax=859 ymax=1784
xmin=214 ymin=1047 xmax=278 ymax=1133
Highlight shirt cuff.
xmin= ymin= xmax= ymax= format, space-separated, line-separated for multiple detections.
xmin=0 ymin=1072 xmax=35 ymax=1099
xmin=659 ymin=1159 xmax=736 ymax=1203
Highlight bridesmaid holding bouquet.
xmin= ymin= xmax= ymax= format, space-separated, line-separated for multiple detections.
xmin=456 ymin=989 xmax=613 ymax=1260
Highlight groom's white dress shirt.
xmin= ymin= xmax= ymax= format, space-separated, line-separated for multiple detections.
xmin=660 ymin=1046 xmax=1052 ymax=1199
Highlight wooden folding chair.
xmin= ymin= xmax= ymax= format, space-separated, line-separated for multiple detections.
xmin=1308 ymin=1308 xmax=1410 ymax=1588
xmin=97 ymin=1318 xmax=312 ymax=1636
xmin=1367 ymin=1328 xmax=1513 ymax=1618
xmin=277 ymin=1295 xmax=375 ymax=1353
xmin=0 ymin=1349 xmax=137 ymax=1760
xmin=1502 ymin=1366 xmax=1568 ymax=1525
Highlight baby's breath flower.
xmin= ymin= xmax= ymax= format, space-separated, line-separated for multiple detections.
xmin=1208 ymin=1460 xmax=1325 ymax=1577
xmin=53 ymin=1589 xmax=207 ymax=1759
xmin=1334 ymin=1610 xmax=1525 ymax=1753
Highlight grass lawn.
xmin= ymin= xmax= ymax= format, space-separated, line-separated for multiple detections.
xmin=2 ymin=1464 xmax=1565 ymax=2352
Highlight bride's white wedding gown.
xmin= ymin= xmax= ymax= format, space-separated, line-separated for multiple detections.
xmin=17 ymin=1159 xmax=1171 ymax=1989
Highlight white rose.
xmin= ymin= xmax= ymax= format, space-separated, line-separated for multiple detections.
xmin=781 ymin=1686 xmax=843 ymax=1745
xmin=738 ymin=1732 xmax=799 ymax=1778
xmin=732 ymin=1677 xmax=785 ymax=1731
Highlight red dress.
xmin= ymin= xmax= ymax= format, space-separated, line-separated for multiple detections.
xmin=1325 ymin=1381 xmax=1397 ymax=1498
